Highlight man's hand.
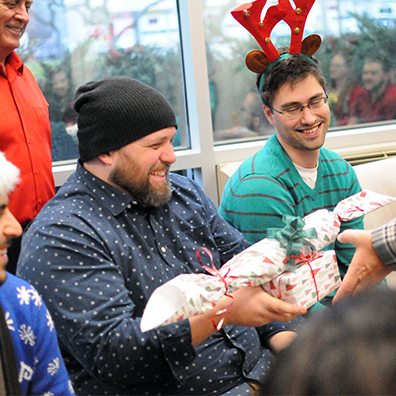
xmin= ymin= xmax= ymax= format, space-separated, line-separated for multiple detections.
xmin=222 ymin=285 xmax=306 ymax=327
xmin=190 ymin=286 xmax=306 ymax=347
xmin=333 ymin=229 xmax=391 ymax=303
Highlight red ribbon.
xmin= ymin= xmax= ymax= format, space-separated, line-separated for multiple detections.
xmin=280 ymin=251 xmax=323 ymax=303
xmin=196 ymin=248 xmax=234 ymax=331
xmin=338 ymin=205 xmax=364 ymax=221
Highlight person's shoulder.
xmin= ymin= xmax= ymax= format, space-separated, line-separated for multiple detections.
xmin=319 ymin=148 xmax=357 ymax=180
xmin=319 ymin=146 xmax=346 ymax=162
xmin=384 ymin=84 xmax=396 ymax=98
xmin=350 ymin=85 xmax=367 ymax=95
xmin=0 ymin=274 xmax=44 ymax=315
xmin=386 ymin=83 xmax=396 ymax=92
xmin=170 ymin=172 xmax=200 ymax=190
xmin=5 ymin=51 xmax=23 ymax=70
xmin=2 ymin=272 xmax=34 ymax=290
xmin=169 ymin=172 xmax=207 ymax=199
xmin=234 ymin=142 xmax=280 ymax=180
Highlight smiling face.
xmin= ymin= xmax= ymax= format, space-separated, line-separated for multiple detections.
xmin=0 ymin=193 xmax=22 ymax=284
xmin=107 ymin=127 xmax=177 ymax=208
xmin=0 ymin=0 xmax=32 ymax=67
xmin=264 ymin=74 xmax=330 ymax=168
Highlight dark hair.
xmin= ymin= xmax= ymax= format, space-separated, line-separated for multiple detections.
xmin=364 ymin=55 xmax=388 ymax=72
xmin=257 ymin=47 xmax=327 ymax=108
xmin=263 ymin=289 xmax=396 ymax=395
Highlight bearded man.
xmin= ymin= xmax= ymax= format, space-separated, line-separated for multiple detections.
xmin=17 ymin=76 xmax=305 ymax=396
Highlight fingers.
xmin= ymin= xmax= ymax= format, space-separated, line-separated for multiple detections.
xmin=337 ymin=228 xmax=364 ymax=246
xmin=334 ymin=229 xmax=391 ymax=303
xmin=223 ymin=286 xmax=306 ymax=327
xmin=332 ymin=268 xmax=360 ymax=303
xmin=247 ymin=287 xmax=306 ymax=323
xmin=262 ymin=292 xmax=307 ymax=316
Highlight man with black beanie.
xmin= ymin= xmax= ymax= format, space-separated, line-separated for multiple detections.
xmin=18 ymin=76 xmax=305 ymax=395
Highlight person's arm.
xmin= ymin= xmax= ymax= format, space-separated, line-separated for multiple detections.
xmin=20 ymin=284 xmax=75 ymax=395
xmin=333 ymin=219 xmax=396 ymax=302
xmin=18 ymin=220 xmax=198 ymax=388
xmin=190 ymin=286 xmax=306 ymax=347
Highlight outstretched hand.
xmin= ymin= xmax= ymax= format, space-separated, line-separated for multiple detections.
xmin=190 ymin=285 xmax=306 ymax=347
xmin=333 ymin=229 xmax=391 ymax=303
xmin=221 ymin=285 xmax=306 ymax=327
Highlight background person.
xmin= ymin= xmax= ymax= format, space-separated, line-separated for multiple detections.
xmin=241 ymin=90 xmax=273 ymax=136
xmin=349 ymin=56 xmax=396 ymax=124
xmin=41 ymin=63 xmax=79 ymax=161
xmin=0 ymin=151 xmax=74 ymax=396
xmin=0 ymin=0 xmax=55 ymax=274
xmin=18 ymin=76 xmax=306 ymax=395
xmin=327 ymin=52 xmax=367 ymax=126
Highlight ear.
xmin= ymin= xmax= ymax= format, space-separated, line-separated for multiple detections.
xmin=98 ymin=153 xmax=113 ymax=166
xmin=301 ymin=34 xmax=322 ymax=57
xmin=263 ymin=105 xmax=275 ymax=125
xmin=245 ymin=50 xmax=272 ymax=74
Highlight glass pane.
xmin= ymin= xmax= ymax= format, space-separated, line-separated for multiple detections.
xmin=203 ymin=0 xmax=396 ymax=143
xmin=18 ymin=0 xmax=187 ymax=162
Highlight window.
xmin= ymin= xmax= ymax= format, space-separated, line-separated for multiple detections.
xmin=19 ymin=0 xmax=396 ymax=206
xmin=20 ymin=0 xmax=187 ymax=164
xmin=203 ymin=0 xmax=396 ymax=143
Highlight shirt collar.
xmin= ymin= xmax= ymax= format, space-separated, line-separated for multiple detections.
xmin=76 ymin=161 xmax=135 ymax=217
xmin=5 ymin=51 xmax=24 ymax=74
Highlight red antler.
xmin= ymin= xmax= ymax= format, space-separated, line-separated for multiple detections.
xmin=231 ymin=0 xmax=316 ymax=63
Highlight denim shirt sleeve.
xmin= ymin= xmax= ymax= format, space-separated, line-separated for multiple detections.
xmin=19 ymin=217 xmax=199 ymax=388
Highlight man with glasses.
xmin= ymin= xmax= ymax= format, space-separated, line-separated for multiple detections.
xmin=219 ymin=48 xmax=364 ymax=309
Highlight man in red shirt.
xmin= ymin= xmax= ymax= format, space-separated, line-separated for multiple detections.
xmin=349 ymin=56 xmax=396 ymax=124
xmin=0 ymin=0 xmax=55 ymax=273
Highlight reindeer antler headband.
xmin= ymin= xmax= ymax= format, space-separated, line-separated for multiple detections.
xmin=231 ymin=0 xmax=322 ymax=90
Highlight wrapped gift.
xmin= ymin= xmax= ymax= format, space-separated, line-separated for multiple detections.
xmin=262 ymin=250 xmax=341 ymax=309
xmin=141 ymin=240 xmax=289 ymax=332
xmin=141 ymin=190 xmax=396 ymax=332
xmin=302 ymin=189 xmax=396 ymax=251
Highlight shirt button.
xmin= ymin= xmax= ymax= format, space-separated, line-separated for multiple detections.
xmin=35 ymin=169 xmax=39 ymax=175
xmin=161 ymin=247 xmax=166 ymax=253
xmin=38 ymin=199 xmax=43 ymax=204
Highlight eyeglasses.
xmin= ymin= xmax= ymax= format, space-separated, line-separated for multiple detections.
xmin=270 ymin=95 xmax=328 ymax=120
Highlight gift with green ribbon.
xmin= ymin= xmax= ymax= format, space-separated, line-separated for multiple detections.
xmin=267 ymin=215 xmax=318 ymax=269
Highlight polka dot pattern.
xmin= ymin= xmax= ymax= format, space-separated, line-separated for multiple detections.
xmin=18 ymin=163 xmax=290 ymax=395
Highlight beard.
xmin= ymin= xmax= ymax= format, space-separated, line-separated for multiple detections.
xmin=109 ymin=153 xmax=172 ymax=208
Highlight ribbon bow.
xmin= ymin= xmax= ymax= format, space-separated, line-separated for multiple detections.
xmin=196 ymin=248 xmax=234 ymax=331
xmin=268 ymin=215 xmax=317 ymax=269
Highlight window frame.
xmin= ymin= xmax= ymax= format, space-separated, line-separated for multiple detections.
xmin=52 ymin=0 xmax=396 ymax=207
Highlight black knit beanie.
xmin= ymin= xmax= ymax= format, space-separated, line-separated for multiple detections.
xmin=74 ymin=76 xmax=178 ymax=162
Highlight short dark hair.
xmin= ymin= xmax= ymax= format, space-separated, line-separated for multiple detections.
xmin=364 ymin=56 xmax=388 ymax=72
xmin=257 ymin=48 xmax=327 ymax=108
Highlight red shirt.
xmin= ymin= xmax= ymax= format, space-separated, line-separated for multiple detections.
xmin=350 ymin=83 xmax=396 ymax=123
xmin=0 ymin=51 xmax=55 ymax=226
